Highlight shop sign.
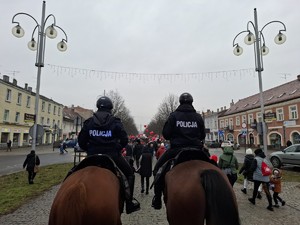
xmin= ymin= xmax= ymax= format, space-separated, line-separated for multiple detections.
xmin=24 ymin=113 xmax=35 ymax=122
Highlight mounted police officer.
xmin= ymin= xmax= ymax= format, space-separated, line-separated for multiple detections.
xmin=151 ymin=92 xmax=206 ymax=209
xmin=78 ymin=96 xmax=140 ymax=214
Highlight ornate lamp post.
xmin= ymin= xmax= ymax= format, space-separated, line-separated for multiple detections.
xmin=232 ymin=8 xmax=286 ymax=155
xmin=12 ymin=1 xmax=68 ymax=150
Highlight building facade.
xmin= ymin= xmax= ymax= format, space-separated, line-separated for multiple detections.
xmin=62 ymin=105 xmax=93 ymax=140
xmin=219 ymin=75 xmax=300 ymax=150
xmin=203 ymin=107 xmax=227 ymax=142
xmin=0 ymin=75 xmax=63 ymax=148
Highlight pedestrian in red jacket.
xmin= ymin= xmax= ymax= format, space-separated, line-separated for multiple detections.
xmin=155 ymin=143 xmax=166 ymax=160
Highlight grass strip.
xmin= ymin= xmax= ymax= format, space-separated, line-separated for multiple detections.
xmin=0 ymin=163 xmax=73 ymax=215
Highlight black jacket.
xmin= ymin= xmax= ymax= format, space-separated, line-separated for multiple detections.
xmin=23 ymin=152 xmax=40 ymax=171
xmin=162 ymin=104 xmax=205 ymax=149
xmin=239 ymin=154 xmax=254 ymax=179
xmin=78 ymin=110 xmax=128 ymax=156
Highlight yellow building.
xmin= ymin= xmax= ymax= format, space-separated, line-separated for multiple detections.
xmin=0 ymin=75 xmax=63 ymax=148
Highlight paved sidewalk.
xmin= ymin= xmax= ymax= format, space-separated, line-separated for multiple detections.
xmin=0 ymin=175 xmax=299 ymax=225
xmin=0 ymin=145 xmax=58 ymax=156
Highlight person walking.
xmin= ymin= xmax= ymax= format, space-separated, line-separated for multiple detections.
xmin=218 ymin=146 xmax=239 ymax=187
xmin=152 ymin=92 xmax=208 ymax=210
xmin=23 ymin=150 xmax=40 ymax=184
xmin=78 ymin=96 xmax=140 ymax=214
xmin=239 ymin=148 xmax=263 ymax=198
xmin=138 ymin=144 xmax=153 ymax=195
xmin=7 ymin=139 xmax=12 ymax=152
xmin=248 ymin=148 xmax=274 ymax=211
xmin=133 ymin=139 xmax=143 ymax=168
xmin=155 ymin=143 xmax=166 ymax=160
xmin=270 ymin=168 xmax=286 ymax=207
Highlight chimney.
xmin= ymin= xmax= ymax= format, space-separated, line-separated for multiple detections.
xmin=224 ymin=106 xmax=226 ymax=110
xmin=28 ymin=86 xmax=32 ymax=92
xmin=230 ymin=99 xmax=234 ymax=107
xmin=217 ymin=108 xmax=219 ymax=112
xmin=297 ymin=75 xmax=300 ymax=81
xmin=221 ymin=107 xmax=223 ymax=111
xmin=25 ymin=83 xmax=28 ymax=90
xmin=13 ymin=79 xmax=17 ymax=86
xmin=3 ymin=75 xmax=9 ymax=82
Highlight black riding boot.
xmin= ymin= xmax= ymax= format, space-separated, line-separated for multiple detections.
xmin=126 ymin=175 xmax=141 ymax=214
xmin=151 ymin=183 xmax=162 ymax=209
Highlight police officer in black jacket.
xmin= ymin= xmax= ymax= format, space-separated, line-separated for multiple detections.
xmin=78 ymin=96 xmax=140 ymax=214
xmin=151 ymin=92 xmax=206 ymax=209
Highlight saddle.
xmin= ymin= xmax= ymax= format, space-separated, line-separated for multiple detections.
xmin=151 ymin=148 xmax=213 ymax=189
xmin=64 ymin=154 xmax=130 ymax=200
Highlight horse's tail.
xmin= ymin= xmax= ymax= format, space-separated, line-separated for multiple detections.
xmin=200 ymin=170 xmax=240 ymax=225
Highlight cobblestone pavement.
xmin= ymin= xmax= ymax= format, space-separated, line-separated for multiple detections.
xmin=0 ymin=173 xmax=299 ymax=225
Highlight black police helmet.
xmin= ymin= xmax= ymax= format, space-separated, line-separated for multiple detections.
xmin=179 ymin=92 xmax=193 ymax=105
xmin=96 ymin=96 xmax=113 ymax=110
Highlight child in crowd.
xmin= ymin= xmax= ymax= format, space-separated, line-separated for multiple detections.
xmin=270 ymin=168 xmax=286 ymax=207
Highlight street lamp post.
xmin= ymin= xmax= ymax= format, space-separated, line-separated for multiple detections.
xmin=232 ymin=8 xmax=286 ymax=155
xmin=12 ymin=1 xmax=68 ymax=151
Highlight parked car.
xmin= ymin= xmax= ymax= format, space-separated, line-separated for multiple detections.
xmin=221 ymin=140 xmax=240 ymax=150
xmin=270 ymin=144 xmax=300 ymax=168
xmin=205 ymin=140 xmax=221 ymax=148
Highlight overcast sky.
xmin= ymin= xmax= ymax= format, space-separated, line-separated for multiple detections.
xmin=1 ymin=0 xmax=300 ymax=130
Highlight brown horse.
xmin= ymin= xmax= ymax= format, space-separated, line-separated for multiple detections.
xmin=164 ymin=160 xmax=240 ymax=225
xmin=48 ymin=166 xmax=122 ymax=225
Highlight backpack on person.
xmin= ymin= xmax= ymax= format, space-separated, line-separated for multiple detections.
xmin=261 ymin=160 xmax=272 ymax=176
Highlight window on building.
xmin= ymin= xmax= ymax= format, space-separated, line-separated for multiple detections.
xmin=257 ymin=112 xmax=262 ymax=122
xmin=48 ymin=104 xmax=51 ymax=113
xmin=26 ymin=96 xmax=31 ymax=107
xmin=41 ymin=117 xmax=44 ymax=125
xmin=17 ymin=93 xmax=22 ymax=105
xmin=289 ymin=105 xmax=298 ymax=120
xmin=248 ymin=114 xmax=254 ymax=124
xmin=53 ymin=105 xmax=56 ymax=115
xmin=47 ymin=118 xmax=50 ymax=125
xmin=53 ymin=119 xmax=55 ymax=127
xmin=4 ymin=110 xmax=9 ymax=122
xmin=15 ymin=112 xmax=20 ymax=123
xmin=242 ymin=115 xmax=246 ymax=123
xmin=6 ymin=89 xmax=12 ymax=102
xmin=220 ymin=120 xmax=224 ymax=128
xmin=225 ymin=119 xmax=228 ymax=127
xmin=57 ymin=120 xmax=60 ymax=127
xmin=235 ymin=116 xmax=240 ymax=126
xmin=58 ymin=107 xmax=61 ymax=116
xmin=42 ymin=101 xmax=45 ymax=111
xmin=229 ymin=118 xmax=233 ymax=126
xmin=276 ymin=108 xmax=284 ymax=121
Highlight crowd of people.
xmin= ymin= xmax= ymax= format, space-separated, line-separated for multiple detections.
xmin=21 ymin=92 xmax=287 ymax=215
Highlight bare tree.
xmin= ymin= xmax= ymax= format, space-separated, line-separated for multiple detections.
xmin=145 ymin=94 xmax=179 ymax=136
xmin=106 ymin=90 xmax=138 ymax=135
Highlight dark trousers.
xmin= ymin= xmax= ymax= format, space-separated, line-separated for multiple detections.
xmin=27 ymin=170 xmax=36 ymax=183
xmin=110 ymin=155 xmax=134 ymax=177
xmin=227 ymin=173 xmax=238 ymax=187
xmin=252 ymin=180 xmax=272 ymax=206
xmin=273 ymin=192 xmax=283 ymax=204
xmin=141 ymin=176 xmax=150 ymax=188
